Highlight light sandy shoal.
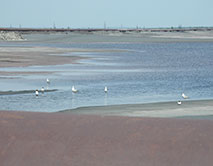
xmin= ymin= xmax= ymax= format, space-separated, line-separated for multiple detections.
xmin=0 ymin=47 xmax=82 ymax=68
xmin=0 ymin=111 xmax=213 ymax=166
xmin=151 ymin=31 xmax=213 ymax=39
xmin=0 ymin=46 xmax=122 ymax=69
xmin=63 ymin=99 xmax=213 ymax=118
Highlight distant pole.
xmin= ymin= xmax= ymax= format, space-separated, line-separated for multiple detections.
xmin=53 ymin=22 xmax=56 ymax=29
xmin=104 ymin=22 xmax=106 ymax=29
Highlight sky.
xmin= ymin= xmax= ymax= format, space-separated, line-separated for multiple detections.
xmin=1 ymin=0 xmax=213 ymax=28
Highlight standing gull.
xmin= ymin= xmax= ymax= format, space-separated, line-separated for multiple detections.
xmin=177 ymin=101 xmax=182 ymax=105
xmin=41 ymin=87 xmax=45 ymax=93
xmin=104 ymin=86 xmax=108 ymax=93
xmin=35 ymin=89 xmax=39 ymax=96
xmin=72 ymin=86 xmax=78 ymax=93
xmin=182 ymin=93 xmax=189 ymax=99
xmin=46 ymin=78 xmax=50 ymax=84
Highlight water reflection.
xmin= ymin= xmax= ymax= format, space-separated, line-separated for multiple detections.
xmin=104 ymin=93 xmax=108 ymax=106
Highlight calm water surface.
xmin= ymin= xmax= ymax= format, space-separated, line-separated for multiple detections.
xmin=0 ymin=42 xmax=213 ymax=112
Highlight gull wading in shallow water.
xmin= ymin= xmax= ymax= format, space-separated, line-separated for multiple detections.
xmin=182 ymin=93 xmax=189 ymax=99
xmin=177 ymin=101 xmax=182 ymax=105
xmin=41 ymin=87 xmax=45 ymax=93
xmin=72 ymin=86 xmax=78 ymax=93
xmin=35 ymin=89 xmax=39 ymax=96
xmin=104 ymin=86 xmax=108 ymax=93
xmin=46 ymin=78 xmax=50 ymax=84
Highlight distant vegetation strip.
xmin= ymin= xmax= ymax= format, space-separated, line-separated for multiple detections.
xmin=0 ymin=27 xmax=213 ymax=33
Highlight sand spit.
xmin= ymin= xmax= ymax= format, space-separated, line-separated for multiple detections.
xmin=0 ymin=111 xmax=213 ymax=166
xmin=0 ymin=89 xmax=57 ymax=96
xmin=0 ymin=47 xmax=85 ymax=68
xmin=63 ymin=99 xmax=213 ymax=118
xmin=0 ymin=46 xmax=124 ymax=69
xmin=152 ymin=31 xmax=213 ymax=39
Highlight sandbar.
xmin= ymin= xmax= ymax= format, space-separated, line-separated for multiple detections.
xmin=0 ymin=46 xmax=86 ymax=68
xmin=63 ymin=99 xmax=213 ymax=119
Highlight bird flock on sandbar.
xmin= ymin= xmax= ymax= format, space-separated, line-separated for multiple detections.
xmin=35 ymin=78 xmax=189 ymax=106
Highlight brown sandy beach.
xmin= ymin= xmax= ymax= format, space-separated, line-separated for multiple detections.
xmin=1 ymin=110 xmax=213 ymax=166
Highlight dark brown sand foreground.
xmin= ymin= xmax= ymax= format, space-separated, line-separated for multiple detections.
xmin=0 ymin=111 xmax=213 ymax=166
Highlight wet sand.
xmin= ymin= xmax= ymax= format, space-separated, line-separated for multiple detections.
xmin=63 ymin=99 xmax=213 ymax=119
xmin=1 ymin=110 xmax=213 ymax=166
xmin=0 ymin=46 xmax=121 ymax=73
xmin=0 ymin=47 xmax=84 ymax=68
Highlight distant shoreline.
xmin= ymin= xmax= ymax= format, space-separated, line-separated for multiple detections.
xmin=1 ymin=27 xmax=213 ymax=33
xmin=2 ymin=28 xmax=213 ymax=42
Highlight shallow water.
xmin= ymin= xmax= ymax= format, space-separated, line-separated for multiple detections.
xmin=0 ymin=41 xmax=213 ymax=112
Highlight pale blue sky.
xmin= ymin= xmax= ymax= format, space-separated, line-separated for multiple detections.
xmin=1 ymin=0 xmax=213 ymax=28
